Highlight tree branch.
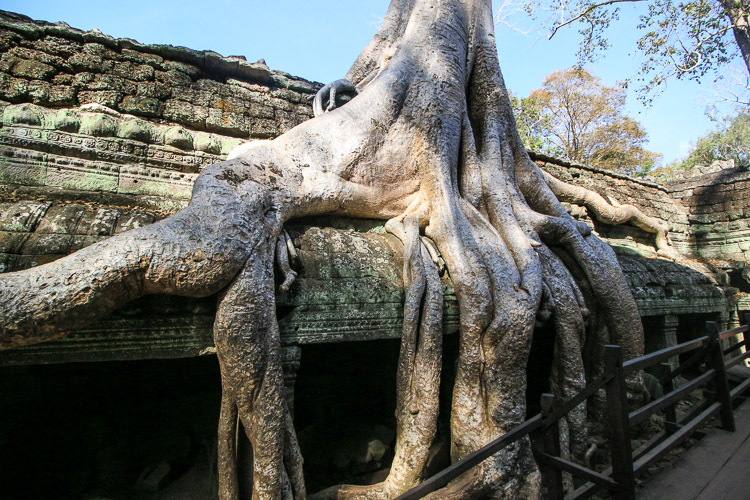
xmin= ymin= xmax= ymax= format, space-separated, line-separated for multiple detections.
xmin=548 ymin=0 xmax=648 ymax=40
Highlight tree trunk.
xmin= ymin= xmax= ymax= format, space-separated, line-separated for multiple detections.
xmin=721 ymin=0 xmax=750 ymax=76
xmin=0 ymin=0 xmax=648 ymax=498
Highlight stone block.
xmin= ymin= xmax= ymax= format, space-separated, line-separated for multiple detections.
xmin=0 ymin=28 xmax=22 ymax=52
xmin=2 ymin=103 xmax=44 ymax=126
xmin=115 ymin=118 xmax=152 ymax=143
xmin=163 ymin=100 xmax=207 ymax=129
xmin=247 ymin=118 xmax=278 ymax=138
xmin=193 ymin=133 xmax=222 ymax=155
xmin=161 ymin=60 xmax=200 ymax=78
xmin=34 ymin=204 xmax=85 ymax=235
xmin=72 ymin=71 xmax=95 ymax=87
xmin=154 ymin=69 xmax=192 ymax=86
xmin=0 ymin=253 xmax=19 ymax=272
xmin=120 ymin=48 xmax=163 ymax=66
xmin=0 ymin=231 xmax=29 ymax=253
xmin=81 ymin=42 xmax=117 ymax=58
xmin=46 ymin=164 xmax=119 ymax=193
xmin=68 ymin=51 xmax=114 ymax=73
xmin=0 ymin=157 xmax=46 ymax=187
xmin=134 ymin=81 xmax=171 ymax=99
xmin=0 ymin=201 xmax=51 ymax=232
xmin=78 ymin=113 xmax=117 ymax=137
xmin=47 ymin=85 xmax=76 ymax=106
xmin=22 ymin=233 xmax=73 ymax=255
xmin=68 ymin=234 xmax=106 ymax=253
xmin=276 ymin=109 xmax=306 ymax=133
xmin=0 ymin=52 xmax=20 ymax=73
xmin=52 ymin=109 xmax=81 ymax=132
xmin=114 ymin=210 xmax=157 ymax=234
xmin=27 ymin=80 xmax=52 ymax=105
xmin=117 ymin=168 xmax=194 ymax=199
xmin=9 ymin=46 xmax=65 ymax=68
xmin=130 ymin=64 xmax=155 ymax=82
xmin=119 ymin=95 xmax=161 ymax=117
xmin=163 ymin=126 xmax=194 ymax=150
xmin=10 ymin=58 xmax=56 ymax=80
xmin=35 ymin=35 xmax=82 ymax=58
xmin=77 ymin=90 xmax=123 ymax=109
xmin=87 ymin=74 xmax=136 ymax=95
xmin=205 ymin=107 xmax=247 ymax=136
xmin=76 ymin=207 xmax=120 ymax=236
xmin=0 ymin=73 xmax=29 ymax=101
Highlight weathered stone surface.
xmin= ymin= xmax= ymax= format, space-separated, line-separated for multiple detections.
xmin=0 ymin=10 xmax=318 ymax=140
xmin=0 ymin=8 xmax=744 ymax=371
xmin=0 ymin=201 xmax=725 ymax=365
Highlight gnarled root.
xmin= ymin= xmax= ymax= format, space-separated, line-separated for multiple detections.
xmin=215 ymin=239 xmax=305 ymax=500
xmin=313 ymin=79 xmax=360 ymax=116
xmin=541 ymin=171 xmax=676 ymax=259
xmin=537 ymin=246 xmax=588 ymax=466
xmin=0 ymin=161 xmax=268 ymax=350
xmin=0 ymin=2 xmax=653 ymax=498
xmin=311 ymin=215 xmax=444 ymax=499
xmin=276 ymin=230 xmax=298 ymax=293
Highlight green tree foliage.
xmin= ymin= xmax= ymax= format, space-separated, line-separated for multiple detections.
xmin=509 ymin=93 xmax=551 ymax=152
xmin=671 ymin=111 xmax=750 ymax=168
xmin=525 ymin=0 xmax=750 ymax=102
xmin=514 ymin=68 xmax=661 ymax=174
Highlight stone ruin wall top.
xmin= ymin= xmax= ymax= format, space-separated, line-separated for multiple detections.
xmin=0 ymin=10 xmax=743 ymax=364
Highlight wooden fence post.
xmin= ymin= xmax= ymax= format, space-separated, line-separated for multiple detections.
xmin=659 ymin=361 xmax=678 ymax=433
xmin=540 ymin=393 xmax=564 ymax=500
xmin=706 ymin=321 xmax=736 ymax=431
xmin=604 ymin=345 xmax=636 ymax=500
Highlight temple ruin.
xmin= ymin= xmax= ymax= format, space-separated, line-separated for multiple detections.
xmin=0 ymin=9 xmax=748 ymax=499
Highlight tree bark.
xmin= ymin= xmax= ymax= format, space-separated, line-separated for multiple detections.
xmin=0 ymin=0 xmax=649 ymax=498
xmin=721 ymin=0 xmax=750 ymax=76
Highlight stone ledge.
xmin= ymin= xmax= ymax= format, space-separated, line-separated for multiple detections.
xmin=0 ymin=220 xmax=728 ymax=365
xmin=0 ymin=9 xmax=323 ymax=91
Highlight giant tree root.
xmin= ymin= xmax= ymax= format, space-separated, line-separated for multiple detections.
xmin=311 ymin=216 xmax=443 ymax=499
xmin=0 ymin=0 xmax=652 ymax=498
xmin=542 ymin=171 xmax=675 ymax=259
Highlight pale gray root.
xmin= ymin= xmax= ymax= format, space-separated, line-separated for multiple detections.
xmin=537 ymin=245 xmax=589 ymax=466
xmin=214 ymin=243 xmax=304 ymax=500
xmin=541 ymin=171 xmax=676 ymax=259
xmin=311 ymin=215 xmax=444 ymax=499
xmin=275 ymin=233 xmax=298 ymax=293
xmin=312 ymin=79 xmax=360 ymax=117
xmin=0 ymin=0 xmax=652 ymax=498
xmin=283 ymin=230 xmax=299 ymax=262
xmin=0 ymin=162 xmax=272 ymax=349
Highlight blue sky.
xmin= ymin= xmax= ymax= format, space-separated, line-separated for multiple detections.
xmin=3 ymin=0 xmax=742 ymax=164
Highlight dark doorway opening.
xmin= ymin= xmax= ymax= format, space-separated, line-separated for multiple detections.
xmin=0 ymin=356 xmax=222 ymax=500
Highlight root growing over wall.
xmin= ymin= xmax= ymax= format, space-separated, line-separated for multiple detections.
xmin=0 ymin=0 xmax=654 ymax=498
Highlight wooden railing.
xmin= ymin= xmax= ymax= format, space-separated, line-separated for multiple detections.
xmin=396 ymin=317 xmax=750 ymax=500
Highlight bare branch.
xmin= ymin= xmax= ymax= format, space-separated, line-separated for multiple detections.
xmin=493 ymin=0 xmax=532 ymax=35
xmin=548 ymin=0 xmax=649 ymax=40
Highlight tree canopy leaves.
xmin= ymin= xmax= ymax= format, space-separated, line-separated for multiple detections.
xmin=524 ymin=0 xmax=750 ymax=103
xmin=514 ymin=68 xmax=661 ymax=175
xmin=672 ymin=111 xmax=750 ymax=168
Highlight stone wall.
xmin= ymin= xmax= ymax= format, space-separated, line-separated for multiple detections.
xmin=667 ymin=168 xmax=750 ymax=262
xmin=0 ymin=10 xmax=319 ymax=213
xmin=0 ymin=11 xmax=318 ymax=136
xmin=0 ymin=10 xmax=743 ymax=367
xmin=532 ymin=152 xmax=691 ymax=258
